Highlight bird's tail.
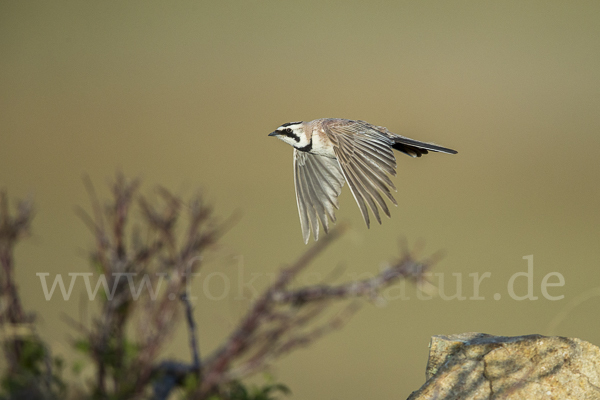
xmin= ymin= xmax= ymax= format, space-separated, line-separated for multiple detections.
xmin=391 ymin=136 xmax=458 ymax=157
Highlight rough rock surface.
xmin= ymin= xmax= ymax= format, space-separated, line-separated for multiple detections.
xmin=407 ymin=333 xmax=600 ymax=400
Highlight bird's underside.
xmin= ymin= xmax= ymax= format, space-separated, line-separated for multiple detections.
xmin=293 ymin=119 xmax=456 ymax=243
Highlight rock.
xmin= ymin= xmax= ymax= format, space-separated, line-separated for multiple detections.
xmin=407 ymin=333 xmax=600 ymax=400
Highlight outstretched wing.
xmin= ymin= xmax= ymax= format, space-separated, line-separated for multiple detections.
xmin=324 ymin=120 xmax=399 ymax=228
xmin=294 ymin=150 xmax=346 ymax=243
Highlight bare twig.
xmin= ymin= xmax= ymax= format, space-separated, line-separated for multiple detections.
xmin=270 ymin=253 xmax=432 ymax=304
xmin=181 ymin=293 xmax=201 ymax=373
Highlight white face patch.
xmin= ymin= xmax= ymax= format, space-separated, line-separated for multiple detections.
xmin=275 ymin=134 xmax=299 ymax=147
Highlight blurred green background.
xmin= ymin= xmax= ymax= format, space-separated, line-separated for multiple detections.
xmin=1 ymin=1 xmax=600 ymax=398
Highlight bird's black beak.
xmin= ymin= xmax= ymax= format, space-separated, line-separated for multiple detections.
xmin=268 ymin=131 xmax=279 ymax=137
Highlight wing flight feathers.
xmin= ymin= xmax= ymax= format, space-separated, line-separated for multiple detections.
xmin=294 ymin=150 xmax=345 ymax=243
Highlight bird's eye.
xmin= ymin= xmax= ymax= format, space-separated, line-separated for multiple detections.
xmin=285 ymin=128 xmax=293 ymax=134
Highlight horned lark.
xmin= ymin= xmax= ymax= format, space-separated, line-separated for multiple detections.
xmin=268 ymin=118 xmax=457 ymax=243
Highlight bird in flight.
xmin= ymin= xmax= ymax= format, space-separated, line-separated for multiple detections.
xmin=268 ymin=118 xmax=457 ymax=243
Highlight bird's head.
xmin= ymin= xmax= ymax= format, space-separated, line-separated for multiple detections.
xmin=268 ymin=121 xmax=311 ymax=149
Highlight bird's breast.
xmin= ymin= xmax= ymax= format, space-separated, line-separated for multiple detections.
xmin=308 ymin=129 xmax=337 ymax=159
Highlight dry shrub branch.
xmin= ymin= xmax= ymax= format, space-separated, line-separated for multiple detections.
xmin=0 ymin=175 xmax=439 ymax=400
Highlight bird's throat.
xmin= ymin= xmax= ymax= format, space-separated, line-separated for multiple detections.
xmin=296 ymin=139 xmax=313 ymax=153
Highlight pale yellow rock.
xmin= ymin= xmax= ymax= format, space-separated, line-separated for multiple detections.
xmin=408 ymin=333 xmax=600 ymax=400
